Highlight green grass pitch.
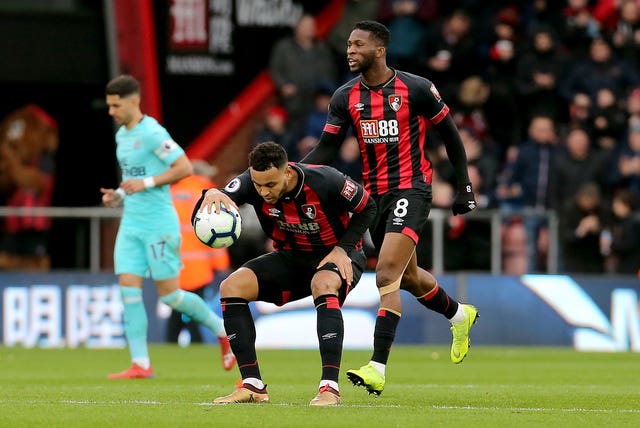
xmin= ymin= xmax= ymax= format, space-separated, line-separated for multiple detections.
xmin=1 ymin=345 xmax=639 ymax=427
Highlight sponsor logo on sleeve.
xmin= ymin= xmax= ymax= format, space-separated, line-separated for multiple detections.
xmin=341 ymin=180 xmax=357 ymax=201
xmin=161 ymin=139 xmax=178 ymax=152
xmin=224 ymin=177 xmax=241 ymax=193
xmin=429 ymin=84 xmax=442 ymax=102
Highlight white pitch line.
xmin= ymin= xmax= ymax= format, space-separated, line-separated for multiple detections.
xmin=1 ymin=400 xmax=637 ymax=413
xmin=432 ymin=405 xmax=640 ymax=414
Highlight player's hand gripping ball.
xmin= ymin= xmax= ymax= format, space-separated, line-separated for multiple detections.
xmin=193 ymin=203 xmax=242 ymax=248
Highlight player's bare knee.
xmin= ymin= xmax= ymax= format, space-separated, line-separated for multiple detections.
xmin=219 ymin=277 xmax=239 ymax=298
xmin=375 ymin=262 xmax=404 ymax=288
xmin=311 ymin=271 xmax=341 ymax=297
xmin=311 ymin=283 xmax=338 ymax=298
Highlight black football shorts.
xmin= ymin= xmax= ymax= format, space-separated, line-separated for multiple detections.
xmin=242 ymin=249 xmax=366 ymax=306
xmin=369 ymin=186 xmax=432 ymax=249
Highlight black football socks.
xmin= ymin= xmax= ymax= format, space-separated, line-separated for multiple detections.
xmin=220 ymin=297 xmax=262 ymax=380
xmin=418 ymin=284 xmax=459 ymax=319
xmin=371 ymin=309 xmax=401 ymax=365
xmin=315 ymin=295 xmax=344 ymax=383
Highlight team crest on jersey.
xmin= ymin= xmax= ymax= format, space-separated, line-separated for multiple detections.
xmin=388 ymin=95 xmax=402 ymax=112
xmin=302 ymin=204 xmax=316 ymax=219
xmin=429 ymin=84 xmax=442 ymax=102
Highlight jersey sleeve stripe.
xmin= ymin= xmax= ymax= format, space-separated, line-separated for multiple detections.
xmin=352 ymin=192 xmax=369 ymax=213
xmin=430 ymin=105 xmax=450 ymax=124
xmin=323 ymin=123 xmax=341 ymax=134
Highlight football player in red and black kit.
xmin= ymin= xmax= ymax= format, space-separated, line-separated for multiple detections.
xmin=194 ymin=142 xmax=376 ymax=406
xmin=301 ymin=20 xmax=478 ymax=396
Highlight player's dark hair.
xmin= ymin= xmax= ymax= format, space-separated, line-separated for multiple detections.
xmin=353 ymin=20 xmax=390 ymax=47
xmin=106 ymin=75 xmax=140 ymax=97
xmin=249 ymin=141 xmax=288 ymax=172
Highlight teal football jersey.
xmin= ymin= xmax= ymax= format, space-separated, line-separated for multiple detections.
xmin=115 ymin=115 xmax=184 ymax=231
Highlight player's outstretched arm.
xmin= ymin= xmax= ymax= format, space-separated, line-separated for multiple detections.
xmin=434 ymin=115 xmax=477 ymax=215
xmin=300 ymin=130 xmax=344 ymax=165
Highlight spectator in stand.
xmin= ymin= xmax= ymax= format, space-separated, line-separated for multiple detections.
xmin=588 ymin=87 xmax=628 ymax=151
xmin=453 ymin=75 xmax=520 ymax=163
xmin=507 ymin=115 xmax=559 ymax=272
xmin=561 ymin=92 xmax=593 ymax=137
xmin=292 ymin=82 xmax=337 ymax=162
xmin=496 ymin=144 xmax=528 ymax=275
xmin=609 ymin=125 xmax=640 ymax=203
xmin=521 ymin=0 xmax=566 ymax=38
xmin=609 ymin=0 xmax=640 ymax=69
xmin=168 ymin=160 xmax=234 ymax=366
xmin=559 ymin=182 xmax=610 ymax=273
xmin=627 ymin=87 xmax=640 ymax=127
xmin=549 ymin=126 xmax=610 ymax=211
xmin=331 ymin=135 xmax=362 ymax=184
xmin=253 ymin=105 xmax=295 ymax=157
xmin=604 ymin=189 xmax=640 ymax=274
xmin=515 ymin=25 xmax=570 ymax=124
xmin=452 ymin=76 xmax=491 ymax=145
xmin=269 ymin=14 xmax=337 ymax=138
xmin=593 ymin=0 xmax=624 ymax=34
xmin=304 ymin=83 xmax=335 ymax=141
xmin=495 ymin=145 xmax=523 ymax=213
xmin=378 ymin=0 xmax=439 ymax=75
xmin=560 ymin=0 xmax=602 ymax=60
xmin=482 ymin=6 xmax=524 ymax=94
xmin=559 ymin=37 xmax=640 ymax=104
xmin=420 ymin=8 xmax=478 ymax=100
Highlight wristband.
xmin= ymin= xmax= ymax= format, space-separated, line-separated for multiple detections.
xmin=115 ymin=188 xmax=126 ymax=199
xmin=143 ymin=176 xmax=156 ymax=189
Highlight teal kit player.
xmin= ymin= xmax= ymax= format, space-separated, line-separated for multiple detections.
xmin=114 ymin=114 xmax=183 ymax=278
xmin=101 ymin=75 xmax=235 ymax=379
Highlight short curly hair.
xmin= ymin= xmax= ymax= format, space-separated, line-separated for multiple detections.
xmin=248 ymin=141 xmax=288 ymax=172
xmin=353 ymin=21 xmax=390 ymax=47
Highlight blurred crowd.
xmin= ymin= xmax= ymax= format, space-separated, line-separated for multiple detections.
xmin=262 ymin=0 xmax=640 ymax=276
xmin=1 ymin=0 xmax=639 ymax=277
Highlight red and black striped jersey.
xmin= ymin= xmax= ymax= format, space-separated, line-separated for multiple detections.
xmin=221 ymin=163 xmax=371 ymax=253
xmin=323 ymin=69 xmax=449 ymax=196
